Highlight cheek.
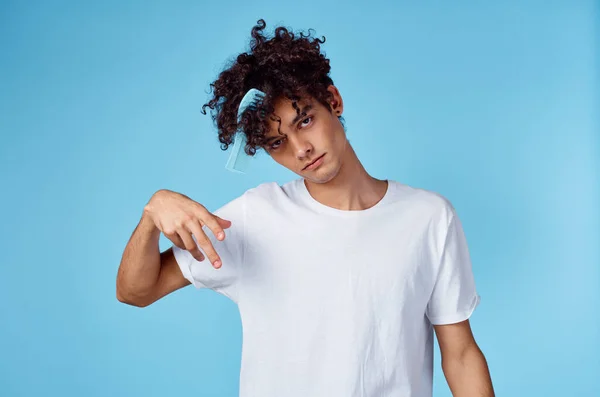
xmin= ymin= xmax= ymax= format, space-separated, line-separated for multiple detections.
xmin=270 ymin=151 xmax=291 ymax=167
xmin=323 ymin=118 xmax=344 ymax=142
xmin=329 ymin=125 xmax=346 ymax=147
xmin=308 ymin=125 xmax=332 ymax=147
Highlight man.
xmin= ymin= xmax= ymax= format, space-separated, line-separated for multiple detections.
xmin=117 ymin=19 xmax=495 ymax=397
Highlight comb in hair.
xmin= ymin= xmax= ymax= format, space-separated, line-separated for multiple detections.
xmin=226 ymin=88 xmax=266 ymax=173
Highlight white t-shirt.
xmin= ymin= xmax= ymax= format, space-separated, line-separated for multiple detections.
xmin=173 ymin=178 xmax=480 ymax=397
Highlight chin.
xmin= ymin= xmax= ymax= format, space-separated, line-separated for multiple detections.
xmin=303 ymin=164 xmax=340 ymax=184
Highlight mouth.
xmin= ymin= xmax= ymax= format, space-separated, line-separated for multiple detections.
xmin=303 ymin=153 xmax=326 ymax=171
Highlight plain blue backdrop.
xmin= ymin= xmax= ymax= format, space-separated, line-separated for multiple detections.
xmin=1 ymin=1 xmax=598 ymax=396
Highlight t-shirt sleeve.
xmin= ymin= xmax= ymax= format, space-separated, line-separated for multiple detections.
xmin=426 ymin=207 xmax=481 ymax=325
xmin=171 ymin=192 xmax=246 ymax=303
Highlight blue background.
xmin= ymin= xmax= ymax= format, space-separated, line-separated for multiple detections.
xmin=1 ymin=1 xmax=598 ymax=396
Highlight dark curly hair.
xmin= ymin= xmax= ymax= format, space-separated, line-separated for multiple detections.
xmin=201 ymin=19 xmax=342 ymax=156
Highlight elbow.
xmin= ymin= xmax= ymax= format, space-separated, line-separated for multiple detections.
xmin=116 ymin=282 xmax=151 ymax=308
xmin=442 ymin=343 xmax=485 ymax=373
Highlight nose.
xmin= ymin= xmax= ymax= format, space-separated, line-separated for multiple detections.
xmin=289 ymin=135 xmax=313 ymax=160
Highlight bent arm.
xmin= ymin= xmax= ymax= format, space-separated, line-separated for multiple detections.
xmin=116 ymin=211 xmax=189 ymax=307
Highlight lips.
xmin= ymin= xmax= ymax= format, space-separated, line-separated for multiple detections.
xmin=303 ymin=154 xmax=325 ymax=170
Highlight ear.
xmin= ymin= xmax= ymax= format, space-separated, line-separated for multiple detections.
xmin=327 ymin=85 xmax=344 ymax=116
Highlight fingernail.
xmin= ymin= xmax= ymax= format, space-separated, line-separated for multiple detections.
xmin=214 ymin=260 xmax=221 ymax=268
xmin=217 ymin=232 xmax=224 ymax=240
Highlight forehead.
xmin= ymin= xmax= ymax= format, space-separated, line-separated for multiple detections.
xmin=270 ymin=96 xmax=314 ymax=118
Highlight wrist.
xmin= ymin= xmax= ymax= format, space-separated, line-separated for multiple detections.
xmin=140 ymin=208 xmax=161 ymax=239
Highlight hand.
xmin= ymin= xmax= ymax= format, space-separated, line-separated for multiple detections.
xmin=144 ymin=189 xmax=231 ymax=268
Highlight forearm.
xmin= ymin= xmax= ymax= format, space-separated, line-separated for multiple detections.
xmin=442 ymin=344 xmax=494 ymax=397
xmin=116 ymin=210 xmax=162 ymax=303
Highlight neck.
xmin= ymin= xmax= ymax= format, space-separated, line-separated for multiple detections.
xmin=304 ymin=143 xmax=388 ymax=211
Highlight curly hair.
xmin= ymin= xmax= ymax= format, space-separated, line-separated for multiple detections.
xmin=201 ymin=19 xmax=342 ymax=156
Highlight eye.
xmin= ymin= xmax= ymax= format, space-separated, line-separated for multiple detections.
xmin=270 ymin=138 xmax=285 ymax=151
xmin=299 ymin=116 xmax=313 ymax=128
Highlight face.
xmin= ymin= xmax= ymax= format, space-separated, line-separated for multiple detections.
xmin=262 ymin=85 xmax=348 ymax=184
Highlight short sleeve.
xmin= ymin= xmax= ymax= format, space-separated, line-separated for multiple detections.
xmin=172 ymin=192 xmax=246 ymax=303
xmin=426 ymin=208 xmax=480 ymax=325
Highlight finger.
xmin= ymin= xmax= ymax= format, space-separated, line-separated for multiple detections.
xmin=186 ymin=221 xmax=222 ymax=268
xmin=199 ymin=211 xmax=228 ymax=241
xmin=177 ymin=226 xmax=205 ymax=262
xmin=215 ymin=215 xmax=232 ymax=229
xmin=164 ymin=231 xmax=185 ymax=249
xmin=194 ymin=203 xmax=231 ymax=233
xmin=185 ymin=219 xmax=210 ymax=261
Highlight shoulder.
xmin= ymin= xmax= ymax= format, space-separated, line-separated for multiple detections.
xmin=209 ymin=180 xmax=292 ymax=221
xmin=388 ymin=180 xmax=456 ymax=225
xmin=244 ymin=180 xmax=285 ymax=197
xmin=242 ymin=179 xmax=300 ymax=204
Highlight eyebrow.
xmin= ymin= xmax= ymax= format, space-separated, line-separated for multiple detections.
xmin=263 ymin=104 xmax=314 ymax=145
xmin=264 ymin=135 xmax=280 ymax=145
xmin=288 ymin=104 xmax=313 ymax=128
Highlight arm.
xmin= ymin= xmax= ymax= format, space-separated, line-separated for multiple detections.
xmin=434 ymin=320 xmax=495 ymax=397
xmin=116 ymin=211 xmax=190 ymax=307
xmin=116 ymin=189 xmax=231 ymax=307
